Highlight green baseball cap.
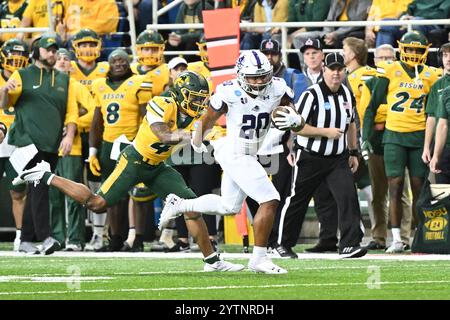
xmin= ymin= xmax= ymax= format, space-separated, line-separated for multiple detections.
xmin=38 ymin=35 xmax=59 ymax=49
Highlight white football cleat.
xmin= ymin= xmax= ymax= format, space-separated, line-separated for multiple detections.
xmin=385 ymin=241 xmax=405 ymax=253
xmin=204 ymin=260 xmax=245 ymax=272
xmin=248 ymin=257 xmax=288 ymax=274
xmin=13 ymin=161 xmax=52 ymax=186
xmin=84 ymin=234 xmax=104 ymax=251
xmin=158 ymin=194 xmax=183 ymax=230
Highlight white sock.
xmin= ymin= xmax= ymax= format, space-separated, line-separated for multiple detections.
xmin=252 ymin=246 xmax=267 ymax=260
xmin=178 ymin=194 xmax=235 ymax=216
xmin=125 ymin=228 xmax=136 ymax=246
xmin=392 ymin=228 xmax=402 ymax=243
xmin=362 ymin=186 xmax=374 ymax=225
xmin=160 ymin=228 xmax=175 ymax=248
xmin=15 ymin=229 xmax=21 ymax=239
xmin=93 ymin=213 xmax=107 ymax=236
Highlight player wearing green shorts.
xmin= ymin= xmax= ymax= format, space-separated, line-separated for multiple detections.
xmin=14 ymin=71 xmax=244 ymax=272
xmin=363 ymin=31 xmax=441 ymax=253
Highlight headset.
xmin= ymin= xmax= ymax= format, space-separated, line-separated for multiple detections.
xmin=31 ymin=37 xmax=41 ymax=61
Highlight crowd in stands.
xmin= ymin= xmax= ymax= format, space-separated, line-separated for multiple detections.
xmin=0 ymin=0 xmax=449 ymax=255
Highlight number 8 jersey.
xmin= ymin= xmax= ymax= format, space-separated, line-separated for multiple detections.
xmin=377 ymin=61 xmax=441 ymax=132
xmin=210 ymin=77 xmax=293 ymax=155
xmin=91 ymin=74 xmax=151 ymax=143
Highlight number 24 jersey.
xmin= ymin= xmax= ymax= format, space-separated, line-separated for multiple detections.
xmin=378 ymin=61 xmax=441 ymax=132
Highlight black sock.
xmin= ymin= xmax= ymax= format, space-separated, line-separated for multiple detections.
xmin=203 ymin=253 xmax=220 ymax=264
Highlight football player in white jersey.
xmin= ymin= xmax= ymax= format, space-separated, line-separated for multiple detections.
xmin=159 ymin=50 xmax=304 ymax=274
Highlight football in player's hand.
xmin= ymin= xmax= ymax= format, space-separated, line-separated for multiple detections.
xmin=271 ymin=106 xmax=304 ymax=131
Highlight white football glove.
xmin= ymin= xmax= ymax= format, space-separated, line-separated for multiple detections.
xmin=273 ymin=108 xmax=305 ymax=131
xmin=191 ymin=139 xmax=208 ymax=153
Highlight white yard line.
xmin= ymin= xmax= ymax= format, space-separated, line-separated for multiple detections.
xmin=1 ymin=280 xmax=450 ymax=296
xmin=2 ymin=251 xmax=450 ymax=261
xmin=0 ymin=276 xmax=113 ymax=283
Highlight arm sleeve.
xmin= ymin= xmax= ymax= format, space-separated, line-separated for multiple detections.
xmin=210 ymin=90 xmax=228 ymax=113
xmin=425 ymin=84 xmax=438 ymax=116
xmin=64 ymin=78 xmax=79 ymax=125
xmin=362 ymin=77 xmax=389 ymax=141
xmin=146 ymin=98 xmax=167 ymax=125
xmin=440 ymin=87 xmax=450 ymax=119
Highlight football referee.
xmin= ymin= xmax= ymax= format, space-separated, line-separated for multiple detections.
xmin=273 ymin=52 xmax=366 ymax=258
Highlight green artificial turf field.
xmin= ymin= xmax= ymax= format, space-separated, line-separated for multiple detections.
xmin=1 ymin=243 xmax=450 ymax=300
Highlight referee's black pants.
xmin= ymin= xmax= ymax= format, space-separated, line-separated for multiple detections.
xmin=21 ymin=152 xmax=59 ymax=242
xmin=277 ymin=149 xmax=363 ymax=250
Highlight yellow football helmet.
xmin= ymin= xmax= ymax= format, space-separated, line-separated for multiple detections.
xmin=398 ymin=31 xmax=431 ymax=67
xmin=196 ymin=36 xmax=208 ymax=64
xmin=0 ymin=39 xmax=29 ymax=73
xmin=136 ymin=30 xmax=165 ymax=67
xmin=72 ymin=29 xmax=101 ymax=62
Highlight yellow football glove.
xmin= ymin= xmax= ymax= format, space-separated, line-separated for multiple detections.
xmin=88 ymin=155 xmax=101 ymax=176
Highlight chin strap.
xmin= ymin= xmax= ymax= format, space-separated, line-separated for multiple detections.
xmin=414 ymin=64 xmax=422 ymax=86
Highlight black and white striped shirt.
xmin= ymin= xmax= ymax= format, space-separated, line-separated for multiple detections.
xmin=294 ymin=81 xmax=356 ymax=156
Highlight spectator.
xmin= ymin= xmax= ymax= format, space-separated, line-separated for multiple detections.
xmin=287 ymin=0 xmax=331 ymax=49
xmin=167 ymin=0 xmax=213 ymax=61
xmin=362 ymin=31 xmax=442 ymax=253
xmin=364 ymin=0 xmax=412 ymax=48
xmin=63 ymin=0 xmax=119 ymax=41
xmin=427 ymin=42 xmax=450 ymax=182
xmin=132 ymin=0 xmax=173 ymax=35
xmin=240 ymin=0 xmax=288 ymax=50
xmin=376 ymin=0 xmax=450 ymax=48
xmin=17 ymin=0 xmax=67 ymax=46
xmin=168 ymin=57 xmax=188 ymax=88
xmin=0 ymin=0 xmax=29 ymax=44
xmin=359 ymin=44 xmax=413 ymax=251
xmin=299 ymin=38 xmax=324 ymax=84
xmin=292 ymin=0 xmax=372 ymax=52
xmin=0 ymin=39 xmax=29 ymax=251
xmin=0 ymin=34 xmax=78 ymax=255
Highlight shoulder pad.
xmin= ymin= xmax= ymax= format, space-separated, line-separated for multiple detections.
xmin=214 ymin=79 xmax=242 ymax=104
xmin=272 ymin=77 xmax=292 ymax=98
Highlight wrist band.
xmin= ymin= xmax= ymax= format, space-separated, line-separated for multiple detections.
xmin=89 ymin=147 xmax=98 ymax=158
